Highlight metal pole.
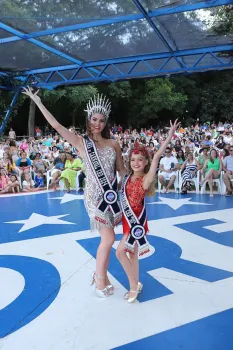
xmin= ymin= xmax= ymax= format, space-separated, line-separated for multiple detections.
xmin=0 ymin=88 xmax=21 ymax=136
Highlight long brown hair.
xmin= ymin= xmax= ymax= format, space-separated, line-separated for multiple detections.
xmin=209 ymin=149 xmax=218 ymax=164
xmin=86 ymin=120 xmax=110 ymax=140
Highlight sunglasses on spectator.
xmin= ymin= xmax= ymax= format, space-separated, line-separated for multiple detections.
xmin=165 ymin=151 xmax=171 ymax=153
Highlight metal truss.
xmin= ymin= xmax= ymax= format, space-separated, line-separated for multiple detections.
xmin=0 ymin=0 xmax=231 ymax=45
xmin=0 ymin=0 xmax=233 ymax=134
xmin=17 ymin=45 xmax=233 ymax=88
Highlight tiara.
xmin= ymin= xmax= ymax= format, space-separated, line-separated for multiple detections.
xmin=85 ymin=94 xmax=111 ymax=122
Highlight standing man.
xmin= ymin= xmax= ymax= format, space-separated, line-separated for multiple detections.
xmin=9 ymin=128 xmax=16 ymax=140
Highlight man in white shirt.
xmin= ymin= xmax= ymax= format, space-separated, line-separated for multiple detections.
xmin=9 ymin=128 xmax=16 ymax=139
xmin=224 ymin=132 xmax=232 ymax=145
xmin=159 ymin=147 xmax=178 ymax=193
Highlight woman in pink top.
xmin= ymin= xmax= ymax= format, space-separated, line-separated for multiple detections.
xmin=20 ymin=139 xmax=28 ymax=152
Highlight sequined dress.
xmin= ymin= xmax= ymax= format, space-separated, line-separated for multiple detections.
xmin=122 ymin=175 xmax=149 ymax=235
xmin=83 ymin=145 xmax=122 ymax=232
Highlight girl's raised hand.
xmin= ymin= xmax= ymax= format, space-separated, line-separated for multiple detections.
xmin=169 ymin=119 xmax=180 ymax=136
xmin=22 ymin=86 xmax=41 ymax=104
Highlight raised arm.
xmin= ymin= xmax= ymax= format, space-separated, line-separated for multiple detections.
xmin=22 ymin=87 xmax=83 ymax=153
xmin=144 ymin=119 xmax=179 ymax=189
xmin=112 ymin=140 xmax=126 ymax=178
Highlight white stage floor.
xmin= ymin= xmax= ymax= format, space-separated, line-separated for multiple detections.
xmin=1 ymin=191 xmax=233 ymax=349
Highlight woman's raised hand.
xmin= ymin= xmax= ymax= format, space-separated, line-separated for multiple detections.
xmin=169 ymin=119 xmax=180 ymax=136
xmin=22 ymin=86 xmax=41 ymax=104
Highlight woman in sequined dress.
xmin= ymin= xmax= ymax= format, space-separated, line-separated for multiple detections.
xmin=23 ymin=87 xmax=125 ymax=298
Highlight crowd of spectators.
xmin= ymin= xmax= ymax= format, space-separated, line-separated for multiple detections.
xmin=0 ymin=120 xmax=233 ymax=197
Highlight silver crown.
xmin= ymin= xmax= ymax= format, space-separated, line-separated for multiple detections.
xmin=85 ymin=94 xmax=111 ymax=123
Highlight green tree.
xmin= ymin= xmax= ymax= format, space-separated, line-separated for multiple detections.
xmin=128 ymin=78 xmax=187 ymax=126
xmin=42 ymin=85 xmax=98 ymax=126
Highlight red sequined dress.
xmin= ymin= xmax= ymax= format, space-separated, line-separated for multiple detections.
xmin=122 ymin=175 xmax=149 ymax=235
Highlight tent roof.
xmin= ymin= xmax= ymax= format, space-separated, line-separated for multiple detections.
xmin=0 ymin=0 xmax=233 ymax=89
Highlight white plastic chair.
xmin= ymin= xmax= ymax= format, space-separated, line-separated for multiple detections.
xmin=200 ymin=172 xmax=223 ymax=195
xmin=221 ymin=171 xmax=233 ymax=195
xmin=158 ymin=170 xmax=180 ymax=193
xmin=59 ymin=171 xmax=80 ymax=191
xmin=46 ymin=166 xmax=55 ymax=190
xmin=179 ymin=170 xmax=200 ymax=194
xmin=75 ymin=170 xmax=86 ymax=191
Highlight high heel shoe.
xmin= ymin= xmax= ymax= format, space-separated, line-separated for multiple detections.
xmin=127 ymin=290 xmax=139 ymax=303
xmin=124 ymin=282 xmax=143 ymax=300
xmin=106 ymin=284 xmax=114 ymax=295
xmin=105 ymin=270 xmax=114 ymax=295
xmin=91 ymin=272 xmax=109 ymax=298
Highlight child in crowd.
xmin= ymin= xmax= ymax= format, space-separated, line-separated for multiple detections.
xmin=0 ymin=168 xmax=9 ymax=193
xmin=34 ymin=170 xmax=45 ymax=188
xmin=8 ymin=174 xmax=20 ymax=193
xmin=116 ymin=119 xmax=179 ymax=303
xmin=22 ymin=173 xmax=35 ymax=192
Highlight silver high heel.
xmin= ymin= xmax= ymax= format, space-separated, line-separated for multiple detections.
xmin=106 ymin=284 xmax=114 ymax=295
xmin=105 ymin=270 xmax=114 ymax=295
xmin=91 ymin=272 xmax=109 ymax=298
xmin=124 ymin=282 xmax=143 ymax=300
xmin=127 ymin=290 xmax=139 ymax=303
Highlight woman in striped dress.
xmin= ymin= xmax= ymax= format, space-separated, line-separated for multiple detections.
xmin=180 ymin=152 xmax=200 ymax=194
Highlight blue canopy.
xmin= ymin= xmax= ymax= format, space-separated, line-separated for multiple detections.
xmin=0 ymin=1 xmax=232 ymax=133
xmin=0 ymin=0 xmax=233 ymax=88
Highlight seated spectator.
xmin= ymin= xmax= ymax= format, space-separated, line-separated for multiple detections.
xmin=174 ymin=139 xmax=182 ymax=153
xmin=0 ymin=168 xmax=9 ymax=193
xmin=186 ymin=138 xmax=195 ymax=152
xmin=225 ymin=144 xmax=231 ymax=153
xmin=7 ymin=174 xmax=20 ymax=193
xmin=60 ymin=152 xmax=82 ymax=193
xmin=49 ymin=152 xmax=66 ymax=190
xmin=215 ymin=135 xmax=226 ymax=150
xmin=159 ymin=147 xmax=178 ymax=194
xmin=198 ymin=147 xmax=209 ymax=168
xmin=16 ymin=151 xmax=32 ymax=177
xmin=200 ymin=149 xmax=222 ymax=197
xmin=222 ymin=149 xmax=229 ymax=159
xmin=193 ymin=135 xmax=200 ymax=147
xmin=184 ymin=146 xmax=190 ymax=159
xmin=29 ymin=144 xmax=40 ymax=160
xmin=201 ymin=135 xmax=214 ymax=150
xmin=5 ymin=156 xmax=17 ymax=175
xmin=20 ymin=139 xmax=29 ymax=153
xmin=34 ymin=170 xmax=45 ymax=189
xmin=40 ymin=143 xmax=50 ymax=158
xmin=176 ymin=150 xmax=185 ymax=169
xmin=180 ymin=153 xmax=200 ymax=194
xmin=224 ymin=132 xmax=232 ymax=145
xmin=223 ymin=146 xmax=233 ymax=196
xmin=22 ymin=173 xmax=35 ymax=192
xmin=147 ymin=141 xmax=155 ymax=159
xmin=33 ymin=153 xmax=49 ymax=174
xmin=51 ymin=146 xmax=60 ymax=160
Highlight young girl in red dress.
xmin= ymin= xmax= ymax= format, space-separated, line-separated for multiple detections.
xmin=117 ymin=120 xmax=179 ymax=303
